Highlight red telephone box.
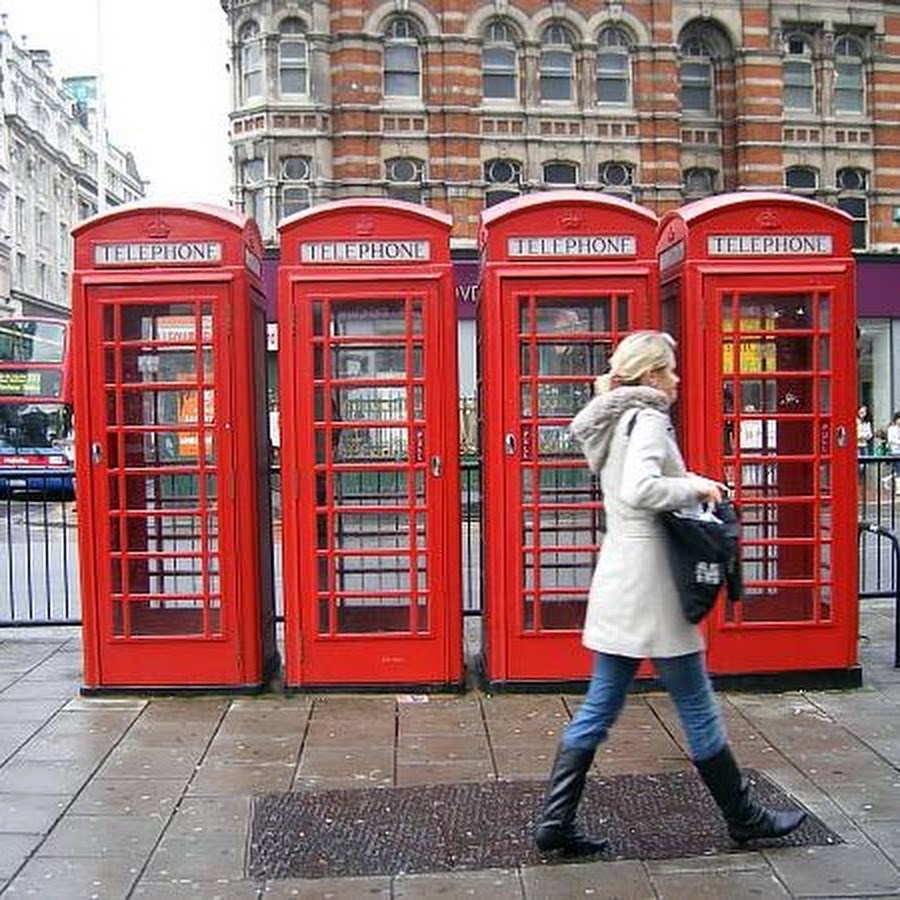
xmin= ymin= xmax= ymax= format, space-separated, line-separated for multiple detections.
xmin=657 ymin=192 xmax=859 ymax=682
xmin=278 ymin=200 xmax=462 ymax=688
xmin=479 ymin=191 xmax=659 ymax=684
xmin=72 ymin=204 xmax=277 ymax=690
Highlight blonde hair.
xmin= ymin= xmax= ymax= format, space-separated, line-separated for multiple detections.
xmin=595 ymin=331 xmax=676 ymax=396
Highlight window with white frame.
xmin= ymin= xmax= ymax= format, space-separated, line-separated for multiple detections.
xmin=540 ymin=23 xmax=574 ymax=102
xmin=484 ymin=158 xmax=522 ymax=206
xmin=384 ymin=17 xmax=422 ymax=99
xmin=834 ymin=35 xmax=865 ymax=115
xmin=783 ymin=35 xmax=814 ymax=112
xmin=683 ymin=167 xmax=718 ymax=197
xmin=242 ymin=158 xmax=266 ymax=233
xmin=596 ymin=26 xmax=632 ymax=105
xmin=279 ymin=156 xmax=311 ymax=221
xmin=837 ymin=167 xmax=868 ymax=249
xmin=598 ymin=161 xmax=634 ymax=198
xmin=543 ymin=161 xmax=577 ymax=185
xmin=482 ymin=20 xmax=518 ymax=101
xmin=15 ymin=196 xmax=25 ymax=240
xmin=279 ymin=18 xmax=308 ymax=96
xmin=240 ymin=21 xmax=263 ymax=101
xmin=785 ymin=165 xmax=818 ymax=193
xmin=385 ymin=157 xmax=425 ymax=204
xmin=679 ymin=37 xmax=714 ymax=114
xmin=36 ymin=209 xmax=48 ymax=247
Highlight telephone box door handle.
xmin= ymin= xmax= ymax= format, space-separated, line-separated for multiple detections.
xmin=90 ymin=442 xmax=103 ymax=465
xmin=430 ymin=455 xmax=442 ymax=477
xmin=504 ymin=433 xmax=517 ymax=456
xmin=835 ymin=425 xmax=848 ymax=448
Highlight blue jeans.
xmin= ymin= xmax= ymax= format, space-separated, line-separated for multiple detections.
xmin=562 ymin=652 xmax=727 ymax=763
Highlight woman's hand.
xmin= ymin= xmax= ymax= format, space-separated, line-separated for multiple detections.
xmin=690 ymin=476 xmax=726 ymax=505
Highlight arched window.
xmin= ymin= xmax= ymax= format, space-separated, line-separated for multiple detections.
xmin=279 ymin=156 xmax=311 ymax=221
xmin=384 ymin=17 xmax=422 ymax=99
xmin=837 ymin=167 xmax=868 ymax=249
xmin=543 ymin=161 xmax=577 ymax=185
xmin=785 ymin=165 xmax=818 ymax=193
xmin=679 ymin=37 xmax=714 ymax=114
xmin=596 ymin=26 xmax=632 ymax=105
xmin=482 ymin=20 xmax=518 ymax=101
xmin=683 ymin=167 xmax=718 ymax=197
xmin=279 ymin=18 xmax=308 ymax=96
xmin=484 ymin=158 xmax=522 ymax=206
xmin=385 ymin=157 xmax=425 ymax=204
xmin=540 ymin=23 xmax=574 ymax=102
xmin=598 ymin=161 xmax=634 ymax=199
xmin=240 ymin=21 xmax=263 ymax=102
xmin=834 ymin=35 xmax=864 ymax=115
xmin=783 ymin=34 xmax=814 ymax=112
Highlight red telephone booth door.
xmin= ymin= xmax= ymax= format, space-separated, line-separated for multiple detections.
xmin=705 ymin=273 xmax=858 ymax=673
xmin=282 ymin=278 xmax=461 ymax=687
xmin=80 ymin=283 xmax=245 ymax=685
xmin=493 ymin=275 xmax=649 ymax=681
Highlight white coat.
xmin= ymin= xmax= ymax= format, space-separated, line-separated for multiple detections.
xmin=570 ymin=389 xmax=705 ymax=659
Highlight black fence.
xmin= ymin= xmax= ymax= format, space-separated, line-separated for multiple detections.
xmin=3 ymin=457 xmax=897 ymax=632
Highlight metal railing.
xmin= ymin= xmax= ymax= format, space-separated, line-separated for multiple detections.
xmin=5 ymin=453 xmax=896 ymax=632
xmin=0 ymin=468 xmax=80 ymax=626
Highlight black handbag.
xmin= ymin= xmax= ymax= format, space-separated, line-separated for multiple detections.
xmin=659 ymin=501 xmax=743 ymax=624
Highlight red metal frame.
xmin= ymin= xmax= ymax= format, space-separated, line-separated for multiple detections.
xmin=278 ymin=200 xmax=462 ymax=688
xmin=72 ymin=204 xmax=276 ymax=690
xmin=658 ymin=192 xmax=858 ymax=676
xmin=479 ymin=192 xmax=658 ymax=684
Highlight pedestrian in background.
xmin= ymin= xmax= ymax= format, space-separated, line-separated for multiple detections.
xmin=887 ymin=412 xmax=900 ymax=494
xmin=533 ymin=330 xmax=806 ymax=856
xmin=857 ymin=405 xmax=874 ymax=456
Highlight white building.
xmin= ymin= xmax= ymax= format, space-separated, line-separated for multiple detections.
xmin=0 ymin=20 xmax=145 ymax=317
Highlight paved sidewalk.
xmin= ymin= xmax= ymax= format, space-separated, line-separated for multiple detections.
xmin=0 ymin=600 xmax=898 ymax=899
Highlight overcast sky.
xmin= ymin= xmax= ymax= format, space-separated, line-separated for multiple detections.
xmin=2 ymin=0 xmax=233 ymax=206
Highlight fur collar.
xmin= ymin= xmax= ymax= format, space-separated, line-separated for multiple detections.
xmin=569 ymin=386 xmax=670 ymax=473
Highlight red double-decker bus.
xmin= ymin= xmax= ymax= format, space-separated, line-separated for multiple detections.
xmin=0 ymin=316 xmax=75 ymax=497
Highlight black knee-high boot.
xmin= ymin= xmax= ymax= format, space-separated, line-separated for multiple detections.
xmin=534 ymin=745 xmax=609 ymax=855
xmin=695 ymin=745 xmax=807 ymax=843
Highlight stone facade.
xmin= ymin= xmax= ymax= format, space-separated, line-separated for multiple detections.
xmin=221 ymin=0 xmax=900 ymax=251
xmin=0 ymin=23 xmax=145 ymax=316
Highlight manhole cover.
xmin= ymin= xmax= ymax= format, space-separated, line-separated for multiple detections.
xmin=248 ymin=769 xmax=838 ymax=880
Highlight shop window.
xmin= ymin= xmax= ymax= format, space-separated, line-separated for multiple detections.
xmin=783 ymin=35 xmax=814 ymax=112
xmin=484 ymin=158 xmax=522 ymax=206
xmin=596 ymin=26 xmax=633 ymax=105
xmin=279 ymin=18 xmax=308 ymax=96
xmin=240 ymin=21 xmax=263 ymax=102
xmin=785 ymin=165 xmax=818 ymax=193
xmin=837 ymin=167 xmax=868 ymax=249
xmin=598 ymin=161 xmax=634 ymax=199
xmin=385 ymin=156 xmax=425 ymax=204
xmin=834 ymin=35 xmax=865 ymax=115
xmin=482 ymin=20 xmax=518 ymax=101
xmin=679 ymin=37 xmax=714 ymax=114
xmin=543 ymin=161 xmax=577 ymax=185
xmin=540 ymin=23 xmax=574 ymax=102
xmin=384 ymin=16 xmax=422 ymax=99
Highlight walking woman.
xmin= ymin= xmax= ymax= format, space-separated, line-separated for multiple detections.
xmin=534 ymin=331 xmax=806 ymax=855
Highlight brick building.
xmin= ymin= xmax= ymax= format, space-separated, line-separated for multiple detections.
xmin=220 ymin=0 xmax=899 ymax=252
